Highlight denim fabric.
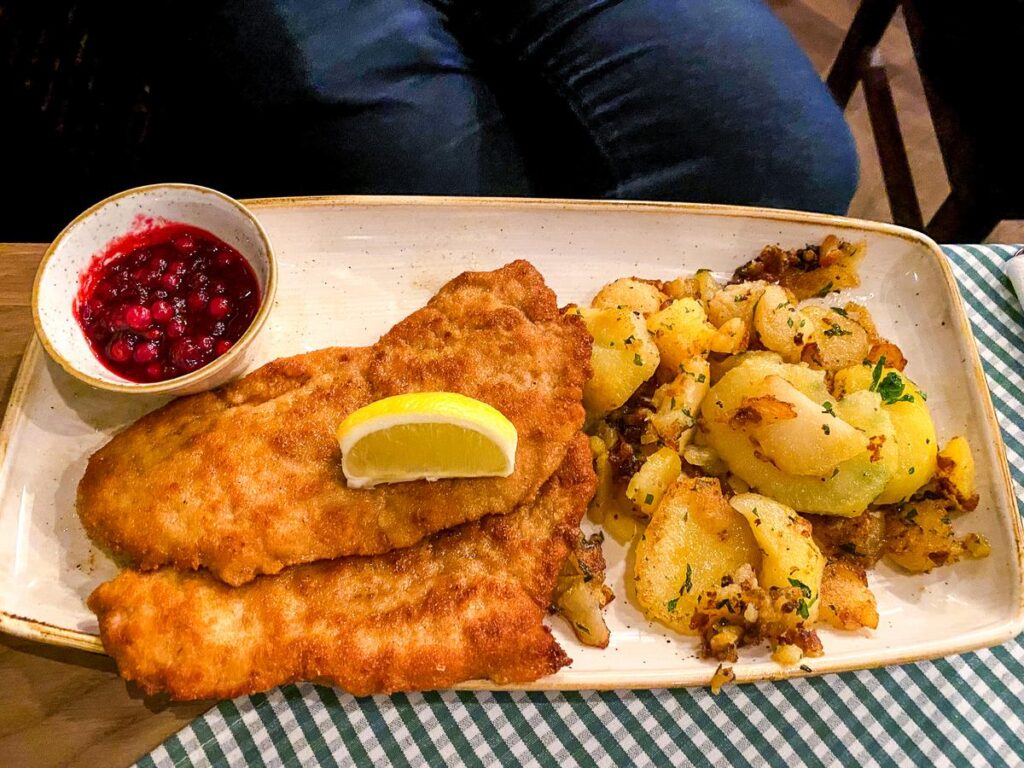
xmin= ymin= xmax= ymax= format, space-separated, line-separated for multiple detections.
xmin=263 ymin=0 xmax=858 ymax=212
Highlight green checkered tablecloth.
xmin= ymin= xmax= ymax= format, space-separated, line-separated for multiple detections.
xmin=138 ymin=245 xmax=1024 ymax=768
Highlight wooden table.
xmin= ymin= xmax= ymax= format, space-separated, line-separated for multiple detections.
xmin=0 ymin=245 xmax=208 ymax=768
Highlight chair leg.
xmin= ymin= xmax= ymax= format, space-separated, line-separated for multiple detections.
xmin=827 ymin=0 xmax=902 ymax=108
xmin=860 ymin=50 xmax=924 ymax=231
xmin=927 ymin=191 xmax=1000 ymax=244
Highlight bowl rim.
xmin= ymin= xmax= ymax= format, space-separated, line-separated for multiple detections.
xmin=31 ymin=182 xmax=277 ymax=394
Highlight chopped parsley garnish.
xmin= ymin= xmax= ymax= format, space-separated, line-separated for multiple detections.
xmin=821 ymin=424 xmax=831 ymax=435
xmin=814 ymin=281 xmax=835 ymax=298
xmin=830 ymin=307 xmax=849 ymax=317
xmin=697 ymin=373 xmax=706 ymax=383
xmin=734 ymin=294 xmax=748 ymax=302
xmin=908 ymin=467 xmax=915 ymax=475
xmin=633 ymin=353 xmax=643 ymax=366
xmin=788 ymin=578 xmax=813 ymax=599
xmin=666 ymin=597 xmax=679 ymax=612
xmin=869 ymin=356 xmax=886 ymax=390
xmin=644 ymin=493 xmax=654 ymax=505
xmin=876 ymin=372 xmax=915 ymax=405
xmin=683 ymin=563 xmax=693 ymax=594
xmin=787 ymin=317 xmax=794 ymax=328
xmin=776 ymin=301 xmax=789 ymax=310
xmin=823 ymin=323 xmax=851 ymax=337
xmin=822 ymin=401 xmax=835 ymax=416
xmin=624 ymin=334 xmax=636 ymax=345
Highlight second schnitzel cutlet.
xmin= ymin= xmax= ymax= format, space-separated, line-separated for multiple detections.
xmin=89 ymin=436 xmax=596 ymax=699
xmin=77 ymin=261 xmax=591 ymax=585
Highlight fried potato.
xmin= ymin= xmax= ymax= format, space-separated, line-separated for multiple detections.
xmin=706 ymin=281 xmax=767 ymax=329
xmin=730 ymin=493 xmax=825 ymax=622
xmin=701 ymin=355 xmax=897 ymax=515
xmin=800 ymin=306 xmax=870 ymax=373
xmin=833 ymin=363 xmax=937 ymax=504
xmin=883 ymin=499 xmax=989 ymax=573
xmin=552 ymin=533 xmax=614 ymax=648
xmin=587 ymin=436 xmax=636 ymax=542
xmin=573 ymin=307 xmax=660 ymax=416
xmin=635 ymin=477 xmax=760 ymax=634
xmin=593 ymin=278 xmax=668 ymax=315
xmin=649 ymin=358 xmax=710 ymax=450
xmin=753 ymin=284 xmax=808 ymax=362
xmin=819 ymin=560 xmax=878 ymax=630
xmin=935 ymin=436 xmax=980 ymax=511
xmin=626 ymin=446 xmax=682 ymax=517
xmin=709 ymin=318 xmax=749 ymax=354
xmin=779 ymin=239 xmax=865 ymax=300
xmin=646 ymin=298 xmax=716 ymax=373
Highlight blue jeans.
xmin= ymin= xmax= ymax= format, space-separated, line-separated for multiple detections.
xmin=221 ymin=0 xmax=859 ymax=213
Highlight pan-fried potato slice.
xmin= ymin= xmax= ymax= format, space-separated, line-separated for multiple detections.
xmin=635 ymin=477 xmax=760 ymax=634
xmin=833 ymin=363 xmax=936 ymax=504
xmin=626 ymin=446 xmax=682 ymax=517
xmin=646 ymin=298 xmax=715 ymax=373
xmin=707 ymin=281 xmax=767 ymax=329
xmin=819 ymin=560 xmax=879 ymax=630
xmin=702 ymin=355 xmax=897 ymax=515
xmin=592 ymin=278 xmax=668 ymax=315
xmin=754 ymin=284 xmax=809 ymax=362
xmin=747 ymin=375 xmax=869 ymax=477
xmin=729 ymin=493 xmax=825 ymax=622
xmin=573 ymin=307 xmax=660 ymax=416
xmin=587 ymin=436 xmax=637 ymax=541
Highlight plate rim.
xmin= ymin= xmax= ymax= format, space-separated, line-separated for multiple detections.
xmin=2 ymin=195 xmax=1021 ymax=687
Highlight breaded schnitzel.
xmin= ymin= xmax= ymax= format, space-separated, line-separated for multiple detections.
xmin=89 ymin=436 xmax=595 ymax=699
xmin=77 ymin=261 xmax=591 ymax=585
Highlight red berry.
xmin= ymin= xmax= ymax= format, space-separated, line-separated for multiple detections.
xmin=107 ymin=336 xmax=133 ymax=363
xmin=148 ymin=256 xmax=168 ymax=274
xmin=166 ymin=317 xmax=187 ymax=338
xmin=196 ymin=335 xmax=215 ymax=352
xmin=214 ymin=251 xmax=234 ymax=269
xmin=186 ymin=290 xmax=208 ymax=312
xmin=161 ymin=273 xmax=181 ymax=291
xmin=97 ymin=281 xmax=119 ymax=302
xmin=151 ymin=300 xmax=174 ymax=323
xmin=208 ymin=296 xmax=231 ymax=318
xmin=172 ymin=234 xmax=196 ymax=254
xmin=168 ymin=260 xmax=188 ymax=276
xmin=170 ymin=338 xmax=204 ymax=372
xmin=125 ymin=304 xmax=152 ymax=330
xmin=214 ymin=339 xmax=233 ymax=355
xmin=133 ymin=340 xmax=159 ymax=364
xmin=145 ymin=362 xmax=164 ymax=380
xmin=211 ymin=279 xmax=227 ymax=295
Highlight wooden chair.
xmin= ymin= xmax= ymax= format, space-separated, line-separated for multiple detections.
xmin=828 ymin=0 xmax=1024 ymax=242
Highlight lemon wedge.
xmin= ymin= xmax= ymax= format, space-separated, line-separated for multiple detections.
xmin=336 ymin=392 xmax=518 ymax=488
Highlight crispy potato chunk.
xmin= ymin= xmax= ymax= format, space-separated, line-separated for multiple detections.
xmin=593 ymin=278 xmax=668 ymax=315
xmin=819 ymin=560 xmax=878 ymax=630
xmin=707 ymin=281 xmax=767 ymax=329
xmin=647 ymin=298 xmax=716 ymax=373
xmin=552 ymin=532 xmax=615 ymax=648
xmin=730 ymin=493 xmax=825 ymax=622
xmin=626 ymin=446 xmax=682 ymax=517
xmin=800 ymin=306 xmax=870 ymax=373
xmin=574 ymin=307 xmax=660 ymax=416
xmin=883 ymin=500 xmax=989 ymax=573
xmin=754 ymin=284 xmax=809 ymax=362
xmin=709 ymin=317 xmax=750 ymax=354
xmin=635 ymin=477 xmax=760 ymax=634
xmin=935 ymin=436 xmax=980 ymax=511
xmin=649 ymin=358 xmax=710 ymax=450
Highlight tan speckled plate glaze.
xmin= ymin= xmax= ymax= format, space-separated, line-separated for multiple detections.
xmin=1 ymin=196 xmax=1020 ymax=690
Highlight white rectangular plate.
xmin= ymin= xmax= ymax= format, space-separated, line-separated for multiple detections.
xmin=1 ymin=197 xmax=1021 ymax=689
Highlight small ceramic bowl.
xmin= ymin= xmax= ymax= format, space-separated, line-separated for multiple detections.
xmin=32 ymin=183 xmax=276 ymax=396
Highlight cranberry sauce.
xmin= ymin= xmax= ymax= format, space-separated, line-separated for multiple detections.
xmin=74 ymin=223 xmax=261 ymax=382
